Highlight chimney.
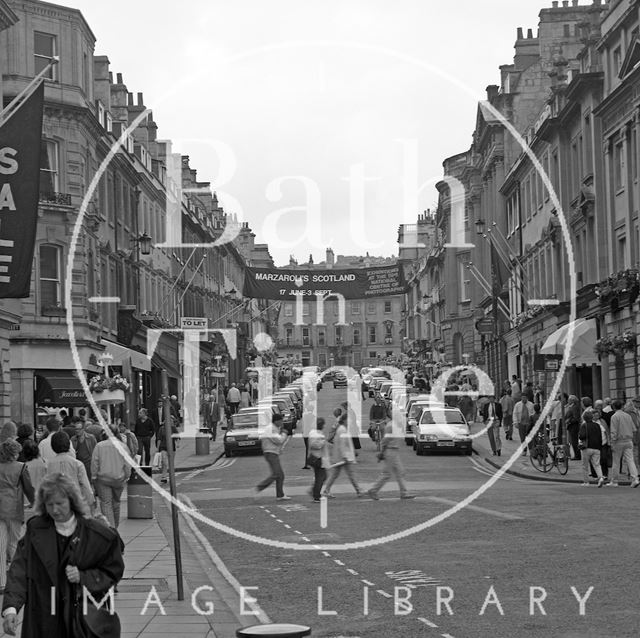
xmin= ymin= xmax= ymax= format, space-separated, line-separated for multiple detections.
xmin=517 ymin=27 xmax=524 ymax=39
xmin=486 ymin=84 xmax=499 ymax=101
xmin=116 ymin=72 xmax=123 ymax=84
xmin=562 ymin=0 xmax=569 ymax=6
xmin=552 ymin=0 xmax=558 ymax=6
xmin=326 ymin=248 xmax=335 ymax=267
xmin=127 ymin=92 xmax=134 ymax=106
xmin=572 ymin=0 xmax=578 ymax=5
xmin=137 ymin=92 xmax=144 ymax=106
xmin=108 ymin=71 xmax=113 ymax=82
xmin=527 ymin=28 xmax=534 ymax=38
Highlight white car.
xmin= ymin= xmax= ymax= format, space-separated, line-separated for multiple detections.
xmin=412 ymin=406 xmax=472 ymax=456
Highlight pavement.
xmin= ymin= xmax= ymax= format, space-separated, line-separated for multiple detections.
xmin=469 ymin=420 xmax=639 ymax=486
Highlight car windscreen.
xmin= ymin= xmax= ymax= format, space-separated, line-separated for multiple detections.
xmin=420 ymin=410 xmax=466 ymax=425
xmin=231 ymin=414 xmax=264 ymax=429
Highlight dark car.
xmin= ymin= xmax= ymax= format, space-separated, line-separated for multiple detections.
xmin=333 ymin=371 xmax=347 ymax=388
xmin=223 ymin=408 xmax=271 ymax=457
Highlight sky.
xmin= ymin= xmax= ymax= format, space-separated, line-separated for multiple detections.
xmin=66 ymin=0 xmax=560 ymax=266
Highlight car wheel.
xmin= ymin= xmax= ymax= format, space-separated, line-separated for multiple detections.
xmin=465 ymin=449 xmax=472 ymax=456
xmin=412 ymin=439 xmax=417 ymax=450
xmin=404 ymin=437 xmax=412 ymax=446
xmin=224 ymin=449 xmax=232 ymax=458
xmin=416 ymin=445 xmax=422 ymax=456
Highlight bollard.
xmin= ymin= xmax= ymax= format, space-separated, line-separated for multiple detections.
xmin=195 ymin=430 xmax=210 ymax=455
xmin=127 ymin=466 xmax=153 ymax=519
xmin=236 ymin=624 xmax=311 ymax=637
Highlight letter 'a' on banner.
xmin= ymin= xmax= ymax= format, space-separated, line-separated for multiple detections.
xmin=0 ymin=81 xmax=45 ymax=298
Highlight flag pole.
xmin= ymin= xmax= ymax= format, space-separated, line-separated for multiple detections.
xmin=0 ymin=56 xmax=58 ymax=126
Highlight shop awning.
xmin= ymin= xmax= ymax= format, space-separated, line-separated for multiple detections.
xmin=35 ymin=372 xmax=88 ymax=407
xmin=151 ymin=352 xmax=181 ymax=379
xmin=102 ymin=340 xmax=151 ymax=371
xmin=539 ymin=318 xmax=598 ymax=365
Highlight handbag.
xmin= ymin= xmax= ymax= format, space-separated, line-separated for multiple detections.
xmin=73 ymin=584 xmax=121 ymax=638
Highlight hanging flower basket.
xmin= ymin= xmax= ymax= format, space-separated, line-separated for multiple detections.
xmin=91 ymin=388 xmax=126 ymax=405
xmin=594 ymin=330 xmax=637 ymax=358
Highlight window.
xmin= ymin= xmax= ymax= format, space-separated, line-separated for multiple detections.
xmin=353 ymin=328 xmax=361 ymax=345
xmin=618 ymin=236 xmax=627 ymax=269
xmin=353 ymin=351 xmax=361 ymax=367
xmin=39 ymin=245 xmax=62 ymax=311
xmin=318 ymin=330 xmax=325 ymax=346
xmin=302 ymin=303 xmax=309 ymax=316
xmin=384 ymin=324 xmax=393 ymax=341
xmin=384 ymin=301 xmax=392 ymax=314
xmin=543 ymin=152 xmax=549 ymax=202
xmin=368 ymin=325 xmax=377 ymax=344
xmin=614 ymin=46 xmax=622 ymax=76
xmin=285 ymin=327 xmax=293 ymax=345
xmin=459 ymin=261 xmax=470 ymax=302
xmin=40 ymin=140 xmax=59 ymax=197
xmin=318 ymin=353 xmax=327 ymax=368
xmin=369 ymin=351 xmax=377 ymax=360
xmin=34 ymin=32 xmax=57 ymax=80
xmin=284 ymin=303 xmax=293 ymax=317
xmin=302 ymin=327 xmax=310 ymax=346
xmin=615 ymin=142 xmax=625 ymax=191
xmin=386 ymin=351 xmax=393 ymax=357
xmin=367 ymin=302 xmax=376 ymax=314
xmin=351 ymin=301 xmax=361 ymax=315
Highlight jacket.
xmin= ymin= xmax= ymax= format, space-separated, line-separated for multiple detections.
xmin=1 ymin=515 xmax=124 ymax=638
xmin=91 ymin=439 xmax=130 ymax=486
xmin=133 ymin=416 xmax=156 ymax=438
xmin=481 ymin=401 xmax=503 ymax=422
xmin=0 ymin=461 xmax=34 ymax=521
xmin=610 ymin=410 xmax=636 ymax=444
xmin=260 ymin=424 xmax=287 ymax=455
xmin=578 ymin=421 xmax=603 ymax=450
xmin=332 ymin=424 xmax=356 ymax=463
xmin=308 ymin=428 xmax=330 ymax=468
xmin=46 ymin=453 xmax=95 ymax=507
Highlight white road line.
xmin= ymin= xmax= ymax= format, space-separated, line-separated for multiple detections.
xmin=322 ymin=551 xmax=331 ymax=557
xmin=301 ymin=537 xmax=311 ymax=542
xmin=294 ymin=530 xmax=303 ymax=535
xmin=377 ymin=590 xmax=392 ymax=598
xmin=427 ymin=496 xmax=523 ymax=520
xmin=347 ymin=568 xmax=359 ymax=576
xmin=320 ymin=495 xmax=328 ymax=528
xmin=275 ymin=519 xmax=283 ymax=523
xmin=334 ymin=559 xmax=345 ymax=566
xmin=178 ymin=495 xmax=270 ymax=624
xmin=283 ymin=524 xmax=291 ymax=529
xmin=441 ymin=634 xmax=456 ymax=638
xmin=418 ymin=618 xmax=438 ymax=628
xmin=362 ymin=580 xmax=375 ymax=587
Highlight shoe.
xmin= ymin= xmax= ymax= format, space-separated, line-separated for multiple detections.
xmin=302 ymin=466 xmax=310 ymax=469
xmin=606 ymin=482 xmax=619 ymax=487
xmin=357 ymin=491 xmax=365 ymax=497
xmin=366 ymin=489 xmax=379 ymax=500
xmin=0 ymin=586 xmax=4 ymax=595
xmin=631 ymin=479 xmax=640 ymax=488
xmin=400 ymin=494 xmax=416 ymax=499
xmin=311 ymin=498 xmax=321 ymax=503
xmin=161 ymin=478 xmax=168 ymax=484
xmin=322 ymin=492 xmax=335 ymax=499
xmin=597 ymin=477 xmax=605 ymax=488
xmin=492 ymin=451 xmax=496 ymax=456
xmin=497 ymin=450 xmax=501 ymax=457
xmin=580 ymin=482 xmax=589 ymax=486
xmin=276 ymin=495 xmax=292 ymax=501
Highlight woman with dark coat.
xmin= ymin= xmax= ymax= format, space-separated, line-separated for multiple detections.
xmin=1 ymin=473 xmax=124 ymax=637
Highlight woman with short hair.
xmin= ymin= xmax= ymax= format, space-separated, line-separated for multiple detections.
xmin=1 ymin=473 xmax=124 ymax=636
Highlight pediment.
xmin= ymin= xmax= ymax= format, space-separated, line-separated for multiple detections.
xmin=619 ymin=37 xmax=640 ymax=79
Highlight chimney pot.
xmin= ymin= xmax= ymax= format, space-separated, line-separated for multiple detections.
xmin=116 ymin=72 xmax=123 ymax=84
xmin=552 ymin=0 xmax=558 ymax=6
xmin=108 ymin=71 xmax=113 ymax=82
xmin=572 ymin=0 xmax=578 ymax=5
xmin=562 ymin=0 xmax=569 ymax=6
xmin=486 ymin=84 xmax=500 ymax=101
xmin=527 ymin=28 xmax=534 ymax=38
xmin=127 ymin=92 xmax=134 ymax=106
xmin=137 ymin=92 xmax=143 ymax=106
xmin=517 ymin=27 xmax=524 ymax=39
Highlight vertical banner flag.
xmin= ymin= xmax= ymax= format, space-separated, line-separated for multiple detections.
xmin=0 ymin=81 xmax=45 ymax=298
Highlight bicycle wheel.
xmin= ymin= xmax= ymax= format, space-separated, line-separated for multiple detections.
xmin=555 ymin=445 xmax=569 ymax=475
xmin=530 ymin=439 xmax=552 ymax=473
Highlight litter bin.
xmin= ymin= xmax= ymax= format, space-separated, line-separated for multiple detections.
xmin=236 ymin=624 xmax=311 ymax=637
xmin=195 ymin=430 xmax=210 ymax=456
xmin=127 ymin=466 xmax=153 ymax=519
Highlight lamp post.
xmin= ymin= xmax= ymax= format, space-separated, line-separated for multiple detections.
xmin=475 ymin=218 xmax=486 ymax=236
xmin=131 ymin=231 xmax=153 ymax=256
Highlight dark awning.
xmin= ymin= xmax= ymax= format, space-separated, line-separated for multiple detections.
xmin=35 ymin=371 xmax=88 ymax=407
xmin=151 ymin=353 xmax=180 ymax=379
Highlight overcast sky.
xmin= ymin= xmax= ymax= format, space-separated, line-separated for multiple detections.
xmin=68 ymin=0 xmax=558 ymax=266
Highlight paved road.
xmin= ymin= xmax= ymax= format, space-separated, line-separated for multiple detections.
xmin=177 ymin=388 xmax=640 ymax=638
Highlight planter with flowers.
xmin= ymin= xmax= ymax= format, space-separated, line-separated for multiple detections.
xmin=88 ymin=373 xmax=130 ymax=404
xmin=595 ymin=269 xmax=640 ymax=309
xmin=594 ymin=330 xmax=637 ymax=358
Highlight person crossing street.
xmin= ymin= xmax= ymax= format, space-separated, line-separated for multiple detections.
xmin=256 ymin=413 xmax=290 ymax=500
xmin=481 ymin=394 xmax=503 ymax=456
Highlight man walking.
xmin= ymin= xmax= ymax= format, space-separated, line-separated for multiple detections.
xmin=323 ymin=413 xmax=363 ymax=498
xmin=226 ymin=383 xmax=241 ymax=415
xmin=133 ymin=408 xmax=156 ymax=466
xmin=609 ymin=400 xmax=640 ymax=487
xmin=481 ymin=394 xmax=503 ymax=456
xmin=308 ymin=418 xmax=330 ymax=502
xmin=513 ymin=394 xmax=535 ymax=455
xmin=500 ymin=389 xmax=514 ymax=440
xmin=256 ymin=413 xmax=290 ymax=500
xmin=367 ymin=413 xmax=415 ymax=500
xmin=578 ymin=409 xmax=605 ymax=487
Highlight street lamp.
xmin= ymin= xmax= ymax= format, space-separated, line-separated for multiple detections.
xmin=475 ymin=219 xmax=486 ymax=236
xmin=132 ymin=232 xmax=153 ymax=255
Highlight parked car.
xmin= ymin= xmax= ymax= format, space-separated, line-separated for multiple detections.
xmin=362 ymin=368 xmax=389 ymax=393
xmin=256 ymin=397 xmax=296 ymax=432
xmin=223 ymin=408 xmax=271 ymax=457
xmin=412 ymin=407 xmax=472 ymax=456
xmin=405 ymin=399 xmax=446 ymax=443
xmin=333 ymin=371 xmax=347 ymax=388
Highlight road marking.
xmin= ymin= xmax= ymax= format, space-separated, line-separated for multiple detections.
xmin=362 ymin=580 xmax=375 ymax=587
xmin=377 ymin=590 xmax=392 ymax=598
xmin=202 ymin=487 xmax=222 ymax=491
xmin=294 ymin=530 xmax=303 ymax=535
xmin=322 ymin=551 xmax=331 ymax=557
xmin=419 ymin=618 xmax=438 ymax=628
xmin=347 ymin=568 xmax=359 ymax=576
xmin=441 ymin=634 xmax=456 ymax=638
xmin=283 ymin=524 xmax=291 ymax=529
xmin=334 ymin=559 xmax=345 ymax=566
xmin=427 ymin=496 xmax=522 ymax=520
xmin=320 ymin=496 xmax=328 ymax=528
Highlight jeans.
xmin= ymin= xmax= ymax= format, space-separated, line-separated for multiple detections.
xmin=567 ymin=425 xmax=581 ymax=460
xmin=517 ymin=422 xmax=528 ymax=451
xmin=502 ymin=415 xmax=513 ymax=439
xmin=0 ymin=519 xmax=22 ymax=587
xmin=369 ymin=449 xmax=409 ymax=496
xmin=324 ymin=460 xmax=361 ymax=495
xmin=137 ymin=435 xmax=152 ymax=465
xmin=95 ymin=481 xmax=125 ymax=528
xmin=309 ymin=456 xmax=326 ymax=500
xmin=486 ymin=421 xmax=501 ymax=453
xmin=581 ymin=449 xmax=603 ymax=482
xmin=303 ymin=437 xmax=309 ymax=467
xmin=257 ymin=452 xmax=285 ymax=497
xmin=612 ymin=440 xmax=639 ymax=483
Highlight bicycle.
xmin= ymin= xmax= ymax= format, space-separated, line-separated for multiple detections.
xmin=529 ymin=428 xmax=569 ymax=475
xmin=371 ymin=419 xmax=385 ymax=453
